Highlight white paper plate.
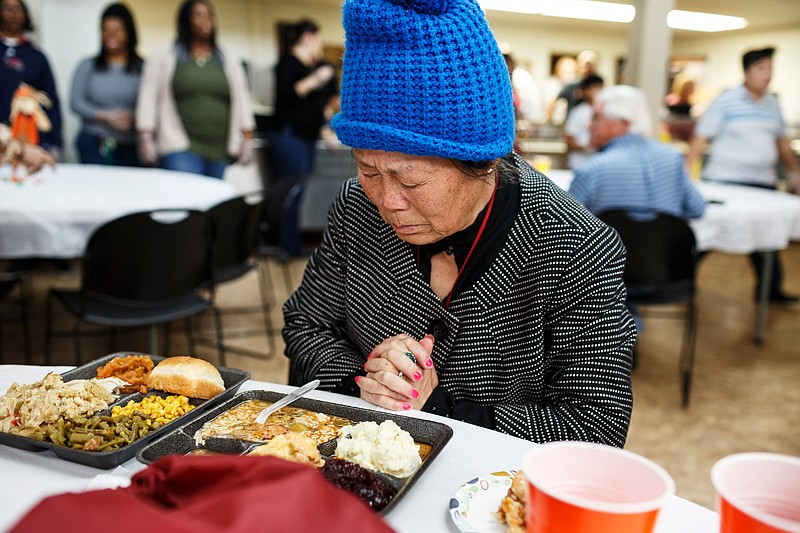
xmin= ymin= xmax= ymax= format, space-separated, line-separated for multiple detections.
xmin=448 ymin=470 xmax=518 ymax=533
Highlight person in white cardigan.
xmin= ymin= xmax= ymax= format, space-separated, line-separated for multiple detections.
xmin=136 ymin=0 xmax=254 ymax=179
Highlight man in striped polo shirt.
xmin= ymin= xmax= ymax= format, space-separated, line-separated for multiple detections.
xmin=687 ymin=47 xmax=800 ymax=304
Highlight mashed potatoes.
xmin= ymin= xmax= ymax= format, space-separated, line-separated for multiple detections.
xmin=335 ymin=420 xmax=421 ymax=478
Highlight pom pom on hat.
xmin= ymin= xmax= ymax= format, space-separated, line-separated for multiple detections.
xmin=332 ymin=0 xmax=515 ymax=162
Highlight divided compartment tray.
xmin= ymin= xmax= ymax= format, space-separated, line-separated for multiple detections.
xmin=136 ymin=389 xmax=454 ymax=514
xmin=0 ymin=352 xmax=250 ymax=469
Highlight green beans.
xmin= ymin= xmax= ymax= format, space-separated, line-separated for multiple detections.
xmin=39 ymin=413 xmax=154 ymax=452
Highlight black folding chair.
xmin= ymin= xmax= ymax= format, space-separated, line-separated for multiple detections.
xmin=0 ymin=270 xmax=31 ymax=363
xmin=258 ymin=176 xmax=308 ymax=293
xmin=598 ymin=210 xmax=699 ymax=407
xmin=44 ymin=210 xmax=224 ymax=366
xmin=198 ymin=192 xmax=276 ymax=358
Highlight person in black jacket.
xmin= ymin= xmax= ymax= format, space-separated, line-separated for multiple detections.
xmin=283 ymin=0 xmax=635 ymax=446
xmin=268 ymin=19 xmax=338 ymax=179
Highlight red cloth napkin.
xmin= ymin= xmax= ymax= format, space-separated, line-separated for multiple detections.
xmin=11 ymin=455 xmax=396 ymax=533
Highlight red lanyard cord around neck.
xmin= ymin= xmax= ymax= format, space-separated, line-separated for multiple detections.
xmin=417 ymin=178 xmax=498 ymax=308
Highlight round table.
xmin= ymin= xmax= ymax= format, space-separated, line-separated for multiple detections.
xmin=689 ymin=181 xmax=800 ymax=253
xmin=543 ymin=169 xmax=800 ymax=253
xmin=544 ymin=168 xmax=800 ymax=343
xmin=0 ymin=164 xmax=238 ymax=259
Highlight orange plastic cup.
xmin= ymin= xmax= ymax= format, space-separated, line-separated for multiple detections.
xmin=522 ymin=441 xmax=675 ymax=533
xmin=712 ymin=453 xmax=800 ymax=533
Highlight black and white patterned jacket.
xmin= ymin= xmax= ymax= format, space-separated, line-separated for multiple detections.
xmin=283 ymin=158 xmax=635 ymax=446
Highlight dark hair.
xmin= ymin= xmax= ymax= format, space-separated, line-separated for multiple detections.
xmin=176 ymin=0 xmax=217 ymax=52
xmin=0 ymin=0 xmax=34 ymax=32
xmin=449 ymin=153 xmax=518 ymax=183
xmin=94 ymin=3 xmax=143 ymax=74
xmin=742 ymin=47 xmax=774 ymax=71
xmin=580 ymin=73 xmax=604 ymax=90
xmin=287 ymin=18 xmax=319 ymax=48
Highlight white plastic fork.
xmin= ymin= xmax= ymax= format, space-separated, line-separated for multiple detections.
xmin=254 ymin=379 xmax=320 ymax=425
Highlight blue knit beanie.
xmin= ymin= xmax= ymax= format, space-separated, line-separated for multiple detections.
xmin=331 ymin=0 xmax=515 ymax=162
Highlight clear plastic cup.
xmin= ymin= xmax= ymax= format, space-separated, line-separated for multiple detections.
xmin=712 ymin=452 xmax=800 ymax=533
xmin=522 ymin=441 xmax=675 ymax=533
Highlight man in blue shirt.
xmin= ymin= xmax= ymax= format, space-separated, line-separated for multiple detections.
xmin=686 ymin=47 xmax=799 ymax=304
xmin=568 ymin=85 xmax=706 ymax=336
xmin=568 ymin=85 xmax=706 ymax=221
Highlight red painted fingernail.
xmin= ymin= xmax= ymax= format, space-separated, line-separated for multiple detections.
xmin=354 ymin=376 xmax=360 ymax=383
xmin=425 ymin=359 xmax=433 ymax=368
xmin=402 ymin=403 xmax=411 ymax=410
xmin=367 ymin=351 xmax=373 ymax=360
xmin=363 ymin=362 xmax=368 ymax=369
xmin=413 ymin=371 xmax=422 ymax=381
xmin=411 ymin=390 xmax=419 ymax=399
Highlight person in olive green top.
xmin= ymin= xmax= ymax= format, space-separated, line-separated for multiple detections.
xmin=136 ymin=0 xmax=254 ymax=179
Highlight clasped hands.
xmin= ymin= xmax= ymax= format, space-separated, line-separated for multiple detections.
xmin=357 ymin=334 xmax=438 ymax=411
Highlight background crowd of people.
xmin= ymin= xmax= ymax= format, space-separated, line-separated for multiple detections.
xmin=2 ymin=1 xmax=798 ymax=301
xmin=0 ymin=0 xmax=334 ymax=181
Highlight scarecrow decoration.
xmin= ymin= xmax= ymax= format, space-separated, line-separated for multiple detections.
xmin=10 ymin=83 xmax=52 ymax=145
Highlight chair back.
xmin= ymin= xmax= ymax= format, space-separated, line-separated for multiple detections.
xmin=82 ymin=210 xmax=213 ymax=302
xmin=208 ymin=192 xmax=267 ymax=283
xmin=0 ymin=272 xmax=21 ymax=300
xmin=263 ymin=177 xmax=306 ymax=257
xmin=598 ymin=210 xmax=697 ymax=301
xmin=299 ymin=149 xmax=357 ymax=233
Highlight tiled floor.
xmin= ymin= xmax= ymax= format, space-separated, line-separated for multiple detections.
xmin=2 ymin=243 xmax=798 ymax=510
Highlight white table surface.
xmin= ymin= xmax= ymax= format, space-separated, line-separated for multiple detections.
xmin=689 ymin=181 xmax=800 ymax=254
xmin=544 ymin=169 xmax=800 ymax=254
xmin=546 ymin=169 xmax=800 ymax=254
xmin=545 ymin=168 xmax=800 ymax=343
xmin=0 ymin=164 xmax=237 ymax=259
xmin=0 ymin=365 xmax=718 ymax=533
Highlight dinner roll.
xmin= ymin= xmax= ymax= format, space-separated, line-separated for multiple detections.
xmin=146 ymin=356 xmax=225 ymax=399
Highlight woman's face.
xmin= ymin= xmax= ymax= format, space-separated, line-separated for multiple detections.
xmin=354 ymin=149 xmax=495 ymax=246
xmin=190 ymin=1 xmax=214 ymax=41
xmin=0 ymin=0 xmax=26 ymax=35
xmin=102 ymin=16 xmax=127 ymax=56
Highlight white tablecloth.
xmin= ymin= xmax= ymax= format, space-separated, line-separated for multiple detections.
xmin=0 ymin=365 xmax=718 ymax=533
xmin=690 ymin=182 xmax=800 ymax=253
xmin=544 ymin=169 xmax=800 ymax=254
xmin=0 ymin=164 xmax=237 ymax=259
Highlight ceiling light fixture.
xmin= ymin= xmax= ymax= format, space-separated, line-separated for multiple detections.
xmin=667 ymin=10 xmax=748 ymax=32
xmin=540 ymin=1 xmax=635 ymax=23
xmin=478 ymin=0 xmax=546 ymax=15
xmin=478 ymin=1 xmax=749 ymax=33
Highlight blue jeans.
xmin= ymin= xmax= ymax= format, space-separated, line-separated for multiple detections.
xmin=267 ymin=125 xmax=316 ymax=179
xmin=76 ymin=131 xmax=139 ymax=166
xmin=161 ymin=151 xmax=228 ymax=179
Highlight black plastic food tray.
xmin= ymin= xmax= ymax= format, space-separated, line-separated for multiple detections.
xmin=0 ymin=352 xmax=250 ymax=469
xmin=136 ymin=389 xmax=454 ymax=514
